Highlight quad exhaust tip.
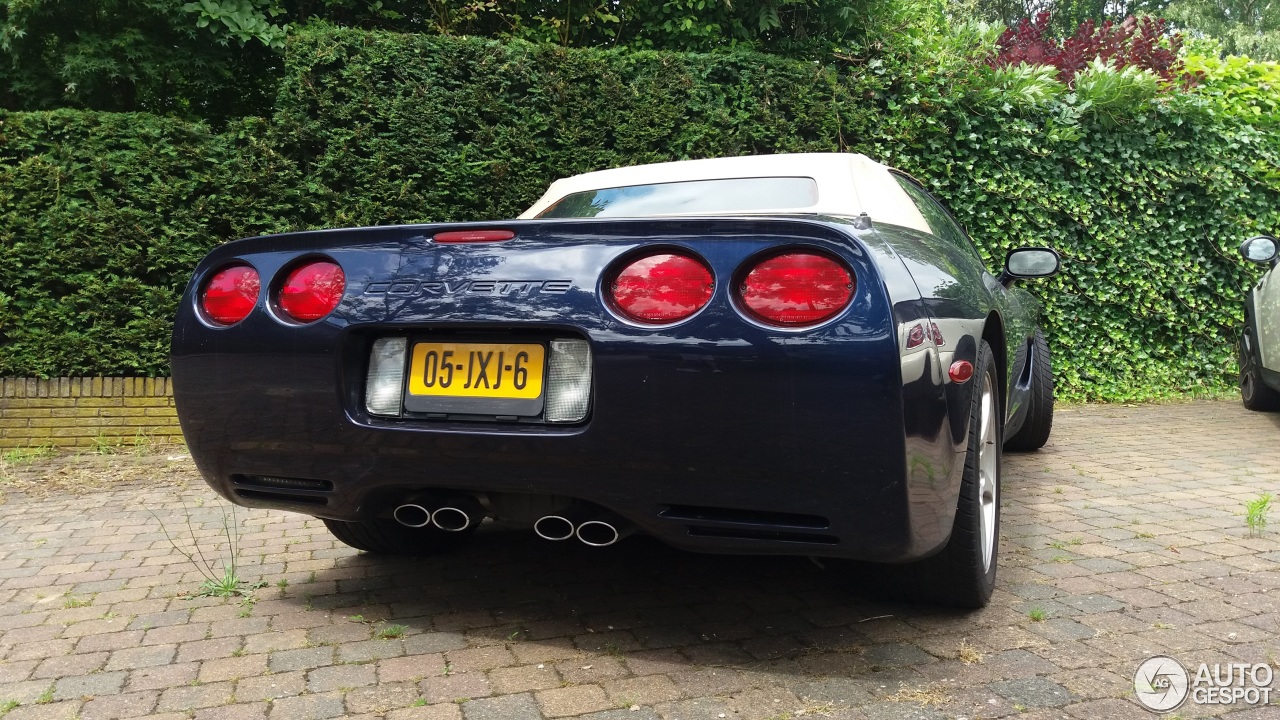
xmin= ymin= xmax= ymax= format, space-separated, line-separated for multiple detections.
xmin=534 ymin=512 xmax=632 ymax=547
xmin=394 ymin=495 xmax=485 ymax=531
xmin=431 ymin=506 xmax=473 ymax=532
xmin=533 ymin=515 xmax=576 ymax=541
xmin=430 ymin=495 xmax=486 ymax=532
xmin=392 ymin=503 xmax=432 ymax=528
xmin=576 ymin=520 xmax=622 ymax=547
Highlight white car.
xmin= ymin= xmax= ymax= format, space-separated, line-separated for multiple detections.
xmin=1240 ymin=235 xmax=1280 ymax=410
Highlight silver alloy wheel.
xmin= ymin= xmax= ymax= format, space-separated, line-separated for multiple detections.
xmin=1242 ymin=331 xmax=1258 ymax=402
xmin=978 ymin=373 xmax=999 ymax=573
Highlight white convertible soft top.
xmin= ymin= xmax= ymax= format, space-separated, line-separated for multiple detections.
xmin=519 ymin=152 xmax=932 ymax=234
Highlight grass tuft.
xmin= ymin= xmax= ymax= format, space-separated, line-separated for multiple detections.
xmin=378 ymin=624 xmax=408 ymax=639
xmin=1245 ymin=493 xmax=1272 ymax=536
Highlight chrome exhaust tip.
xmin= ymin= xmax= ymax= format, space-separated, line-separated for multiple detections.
xmin=533 ymin=515 xmax=576 ymax=541
xmin=431 ymin=496 xmax=485 ymax=532
xmin=392 ymin=504 xmax=432 ymax=528
xmin=576 ymin=519 xmax=623 ymax=547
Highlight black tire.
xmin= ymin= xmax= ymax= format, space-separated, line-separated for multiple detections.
xmin=901 ymin=339 xmax=1002 ymax=608
xmin=1005 ymin=330 xmax=1054 ymax=451
xmin=323 ymin=518 xmax=477 ymax=555
xmin=1240 ymin=325 xmax=1280 ymax=412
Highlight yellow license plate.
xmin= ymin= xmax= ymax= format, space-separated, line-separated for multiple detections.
xmin=407 ymin=342 xmax=544 ymax=399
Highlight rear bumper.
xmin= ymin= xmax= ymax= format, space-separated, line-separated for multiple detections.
xmin=172 ymin=218 xmax=960 ymax=562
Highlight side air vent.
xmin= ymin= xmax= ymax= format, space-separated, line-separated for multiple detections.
xmin=686 ymin=526 xmax=839 ymax=545
xmin=232 ymin=475 xmax=333 ymax=506
xmin=234 ymin=489 xmax=329 ymax=505
xmin=234 ymin=475 xmax=332 ymax=491
xmin=660 ymin=504 xmax=829 ymax=529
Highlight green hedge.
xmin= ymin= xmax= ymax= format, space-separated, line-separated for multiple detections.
xmin=0 ymin=112 xmax=307 ymax=376
xmin=3 ymin=26 xmax=1278 ymax=401
xmin=272 ymin=29 xmax=875 ymax=227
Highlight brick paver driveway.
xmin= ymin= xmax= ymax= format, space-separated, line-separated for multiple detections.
xmin=2 ymin=401 xmax=1279 ymax=720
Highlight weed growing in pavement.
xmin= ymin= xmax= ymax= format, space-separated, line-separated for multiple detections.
xmin=958 ymin=640 xmax=983 ymax=664
xmin=151 ymin=499 xmax=265 ymax=599
xmin=0 ymin=699 xmax=18 ymax=714
xmin=237 ymin=595 xmax=260 ymax=617
xmin=89 ymin=432 xmax=122 ymax=455
xmin=34 ymin=686 xmax=53 ymax=704
xmin=2 ymin=444 xmax=55 ymax=464
xmin=379 ymin=624 xmax=408 ymax=639
xmin=1027 ymin=607 xmax=1047 ymax=622
xmin=62 ymin=592 xmax=91 ymax=609
xmin=1245 ymin=493 xmax=1273 ymax=536
xmin=886 ymin=684 xmax=949 ymax=706
xmin=130 ymin=429 xmax=165 ymax=456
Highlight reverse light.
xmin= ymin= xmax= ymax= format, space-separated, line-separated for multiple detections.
xmin=739 ymin=252 xmax=854 ymax=327
xmin=278 ymin=260 xmax=345 ymax=322
xmin=609 ymin=252 xmax=714 ymax=324
xmin=200 ymin=264 xmax=260 ymax=326
xmin=545 ymin=339 xmax=593 ymax=423
xmin=366 ymin=337 xmax=407 ymax=416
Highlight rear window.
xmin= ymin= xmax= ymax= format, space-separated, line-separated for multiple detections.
xmin=537 ymin=177 xmax=818 ymax=218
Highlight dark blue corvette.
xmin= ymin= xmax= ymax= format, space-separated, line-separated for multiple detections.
xmin=172 ymin=153 xmax=1060 ymax=607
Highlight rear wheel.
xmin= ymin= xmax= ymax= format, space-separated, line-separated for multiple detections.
xmin=903 ymin=340 xmax=1002 ymax=608
xmin=323 ymin=518 xmax=477 ymax=555
xmin=1240 ymin=326 xmax=1280 ymax=412
xmin=1005 ymin=330 xmax=1054 ymax=451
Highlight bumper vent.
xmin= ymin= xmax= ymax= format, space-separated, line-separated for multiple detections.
xmin=232 ymin=475 xmax=333 ymax=506
xmin=660 ymin=504 xmax=836 ymax=545
xmin=687 ymin=526 xmax=839 ymax=545
xmin=660 ymin=504 xmax=829 ymax=529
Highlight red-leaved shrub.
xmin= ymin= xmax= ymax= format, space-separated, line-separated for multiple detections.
xmin=990 ymin=12 xmax=1191 ymax=87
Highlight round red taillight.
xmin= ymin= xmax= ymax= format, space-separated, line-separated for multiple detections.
xmin=200 ymin=264 xmax=260 ymax=326
xmin=739 ymin=252 xmax=854 ymax=327
xmin=278 ymin=260 xmax=346 ymax=322
xmin=609 ymin=253 xmax=714 ymax=324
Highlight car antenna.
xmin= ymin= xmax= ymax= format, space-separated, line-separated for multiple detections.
xmin=853 ymin=213 xmax=873 ymax=230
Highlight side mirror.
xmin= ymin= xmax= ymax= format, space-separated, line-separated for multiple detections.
xmin=1000 ymin=247 xmax=1060 ymax=287
xmin=1240 ymin=235 xmax=1278 ymax=265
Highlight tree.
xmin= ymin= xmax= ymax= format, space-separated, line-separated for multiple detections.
xmin=1164 ymin=0 xmax=1280 ymax=57
xmin=0 ymin=0 xmax=913 ymax=119
xmin=0 ymin=0 xmax=283 ymax=119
